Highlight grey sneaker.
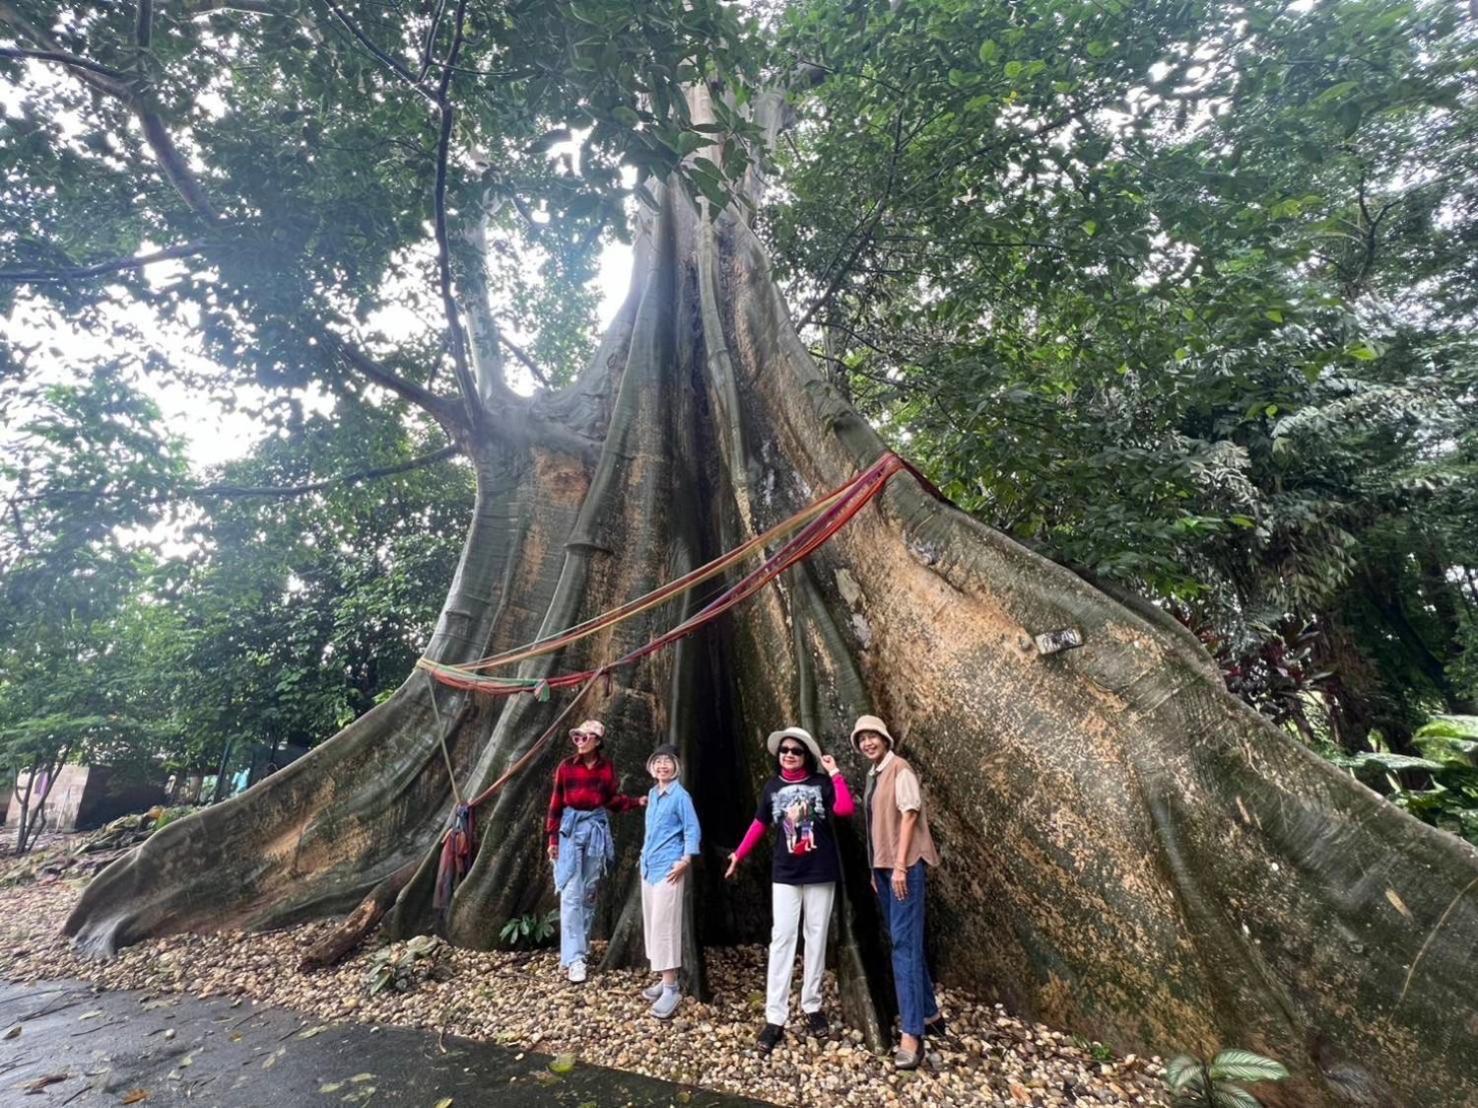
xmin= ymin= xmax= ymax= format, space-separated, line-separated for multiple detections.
xmin=641 ymin=981 xmax=665 ymax=1001
xmin=567 ymin=959 xmax=587 ymax=984
xmin=650 ymin=986 xmax=682 ymax=1019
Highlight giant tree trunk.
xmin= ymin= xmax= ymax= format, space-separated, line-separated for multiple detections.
xmin=65 ymin=93 xmax=1478 ymax=1108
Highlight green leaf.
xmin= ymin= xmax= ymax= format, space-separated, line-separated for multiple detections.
xmin=1351 ymin=753 xmax=1443 ymax=774
xmin=1165 ymin=1055 xmax=1202 ymax=1091
xmin=1211 ymin=1088 xmax=1263 ymax=1108
xmin=1004 ymin=60 xmax=1024 ymax=80
xmin=1264 ymin=309 xmax=1283 ymax=323
xmin=1209 ymin=1050 xmax=1288 ymax=1084
xmin=978 ymin=39 xmax=998 ymax=64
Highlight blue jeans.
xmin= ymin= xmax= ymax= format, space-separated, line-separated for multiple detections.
xmin=555 ymin=810 xmax=612 ymax=967
xmin=873 ymin=862 xmax=939 ymax=1038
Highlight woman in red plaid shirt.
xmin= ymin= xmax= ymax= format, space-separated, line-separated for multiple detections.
xmin=547 ymin=718 xmax=646 ymax=982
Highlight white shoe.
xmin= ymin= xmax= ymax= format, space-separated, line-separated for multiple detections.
xmin=650 ymin=986 xmax=682 ymax=1019
xmin=641 ymin=981 xmax=665 ymax=1001
xmin=567 ymin=960 xmax=587 ymax=984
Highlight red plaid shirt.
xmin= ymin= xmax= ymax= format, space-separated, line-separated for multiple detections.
xmin=546 ymin=753 xmax=642 ymax=845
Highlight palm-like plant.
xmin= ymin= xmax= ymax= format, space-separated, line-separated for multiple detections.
xmin=1164 ymin=1049 xmax=1290 ymax=1108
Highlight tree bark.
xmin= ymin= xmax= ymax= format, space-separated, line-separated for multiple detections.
xmin=64 ymin=98 xmax=1478 ymax=1108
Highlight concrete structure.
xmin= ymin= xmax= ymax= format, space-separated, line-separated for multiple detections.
xmin=6 ymin=765 xmax=167 ymax=832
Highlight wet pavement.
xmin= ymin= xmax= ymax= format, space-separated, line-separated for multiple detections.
xmin=0 ymin=979 xmax=772 ymax=1106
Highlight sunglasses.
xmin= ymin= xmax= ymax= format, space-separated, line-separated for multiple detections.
xmin=571 ymin=732 xmax=598 ymax=743
xmin=778 ymin=746 xmax=807 ymax=756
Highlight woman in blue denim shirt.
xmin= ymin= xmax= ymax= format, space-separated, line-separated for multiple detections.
xmin=638 ymin=743 xmax=701 ymax=1019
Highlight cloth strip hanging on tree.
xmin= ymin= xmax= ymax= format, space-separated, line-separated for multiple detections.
xmin=425 ymin=463 xmax=868 ymax=678
xmin=415 ymin=451 xmax=907 ymax=697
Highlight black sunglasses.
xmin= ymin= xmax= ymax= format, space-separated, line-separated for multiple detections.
xmin=778 ymin=745 xmax=807 ymax=755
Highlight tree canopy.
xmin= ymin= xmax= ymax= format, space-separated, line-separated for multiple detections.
xmin=768 ymin=0 xmax=1478 ymax=767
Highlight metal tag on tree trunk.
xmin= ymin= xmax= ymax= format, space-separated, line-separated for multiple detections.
xmin=1035 ymin=628 xmax=1084 ymax=656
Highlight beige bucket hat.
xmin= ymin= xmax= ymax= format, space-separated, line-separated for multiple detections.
xmin=849 ymin=714 xmax=895 ymax=753
xmin=570 ymin=719 xmax=606 ymax=743
xmin=766 ymin=726 xmax=823 ymax=765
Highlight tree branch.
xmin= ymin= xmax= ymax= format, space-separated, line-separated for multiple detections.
xmin=796 ymin=107 xmax=906 ymax=330
xmin=0 ymin=242 xmax=210 ymax=283
xmin=135 ymin=0 xmax=153 ymax=50
xmin=497 ymin=332 xmax=551 ymax=387
xmin=430 ymin=0 xmax=481 ymax=424
xmin=0 ymin=0 xmax=220 ymax=221
xmin=0 ymin=45 xmax=130 ymax=88
xmin=136 ymin=110 xmax=219 ymax=221
xmin=416 ymin=0 xmax=448 ymax=81
xmin=185 ymin=0 xmax=280 ymax=14
xmin=327 ymin=336 xmax=460 ymax=426
xmin=12 ymin=445 xmax=461 ymax=506
xmin=319 ymin=0 xmax=435 ymax=102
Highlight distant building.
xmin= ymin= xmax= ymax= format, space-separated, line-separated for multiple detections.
xmin=7 ymin=765 xmax=168 ymax=833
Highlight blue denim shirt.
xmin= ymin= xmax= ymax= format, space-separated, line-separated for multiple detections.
xmin=640 ymin=780 xmax=701 ymax=884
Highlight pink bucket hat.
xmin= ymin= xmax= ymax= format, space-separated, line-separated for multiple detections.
xmin=849 ymin=714 xmax=895 ymax=753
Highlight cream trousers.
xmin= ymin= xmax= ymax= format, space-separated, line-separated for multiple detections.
xmin=641 ymin=874 xmax=685 ymax=972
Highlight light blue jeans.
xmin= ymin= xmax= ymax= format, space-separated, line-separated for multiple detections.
xmin=555 ymin=809 xmax=612 ymax=968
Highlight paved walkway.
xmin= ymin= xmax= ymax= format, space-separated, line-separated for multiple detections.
xmin=0 ymin=979 xmax=772 ymax=1106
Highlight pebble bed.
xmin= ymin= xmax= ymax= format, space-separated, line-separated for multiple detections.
xmin=0 ymin=879 xmax=1169 ymax=1107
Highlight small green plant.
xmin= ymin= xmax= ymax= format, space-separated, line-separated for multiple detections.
xmin=1337 ymin=716 xmax=1478 ymax=845
xmin=1071 ymin=1036 xmax=1116 ymax=1062
xmin=499 ymin=909 xmax=560 ymax=949
xmin=1164 ymin=1049 xmax=1289 ymax=1108
xmin=365 ymin=934 xmax=445 ymax=996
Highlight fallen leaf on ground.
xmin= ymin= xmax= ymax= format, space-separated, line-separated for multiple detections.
xmin=297 ymin=1025 xmax=328 ymax=1039
xmin=548 ymin=1053 xmax=577 ymax=1075
xmin=2 ymin=1024 xmax=19 ymax=1039
xmin=121 ymin=1090 xmax=150 ymax=1104
xmin=319 ymin=1082 xmax=344 ymax=1093
xmin=348 ymin=1073 xmax=374 ymax=1083
xmin=433 ymin=1099 xmax=453 ymax=1108
xmin=78 ymin=1010 xmax=104 ymax=1021
xmin=22 ymin=1073 xmax=69 ymax=1092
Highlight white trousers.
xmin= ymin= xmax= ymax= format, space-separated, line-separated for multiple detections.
xmin=765 ymin=881 xmax=835 ymax=1027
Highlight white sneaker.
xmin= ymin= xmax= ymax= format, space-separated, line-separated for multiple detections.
xmin=650 ymin=986 xmax=682 ymax=1020
xmin=641 ymin=981 xmax=665 ymax=1001
xmin=567 ymin=959 xmax=587 ymax=984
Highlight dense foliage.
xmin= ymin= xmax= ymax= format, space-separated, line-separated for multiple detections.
xmin=768 ymin=0 xmax=1478 ymax=763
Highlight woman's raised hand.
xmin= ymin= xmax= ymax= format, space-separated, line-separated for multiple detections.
xmin=724 ymin=852 xmax=739 ymax=880
xmin=820 ymin=754 xmax=840 ymax=776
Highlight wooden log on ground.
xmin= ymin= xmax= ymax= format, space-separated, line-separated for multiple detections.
xmin=297 ymin=859 xmax=419 ymax=971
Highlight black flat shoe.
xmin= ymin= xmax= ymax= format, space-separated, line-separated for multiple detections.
xmin=757 ymin=1022 xmax=784 ymax=1055
xmin=925 ymin=1013 xmax=949 ymax=1036
xmin=805 ymin=1010 xmax=830 ymax=1037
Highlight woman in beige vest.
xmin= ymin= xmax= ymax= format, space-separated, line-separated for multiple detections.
xmin=852 ymin=714 xmax=944 ymax=1069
